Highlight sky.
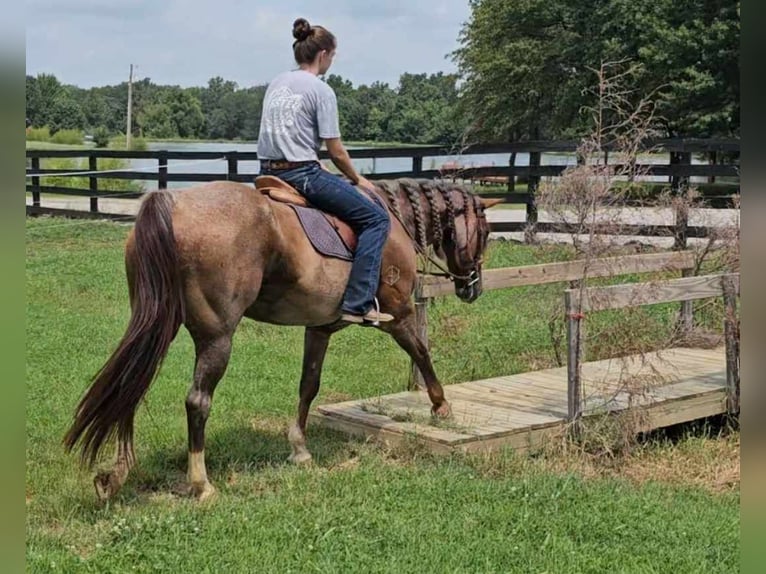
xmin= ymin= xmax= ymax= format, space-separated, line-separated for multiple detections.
xmin=26 ymin=0 xmax=473 ymax=89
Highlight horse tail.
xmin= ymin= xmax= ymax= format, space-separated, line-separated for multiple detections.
xmin=64 ymin=191 xmax=185 ymax=467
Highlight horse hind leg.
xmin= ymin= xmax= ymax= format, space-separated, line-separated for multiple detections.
xmin=185 ymin=335 xmax=233 ymax=501
xmin=93 ymin=430 xmax=135 ymax=502
xmin=288 ymin=327 xmax=334 ymax=464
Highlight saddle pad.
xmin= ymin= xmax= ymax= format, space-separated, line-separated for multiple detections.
xmin=289 ymin=204 xmax=354 ymax=261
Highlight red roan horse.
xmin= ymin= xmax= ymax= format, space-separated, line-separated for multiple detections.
xmin=64 ymin=177 xmax=500 ymax=501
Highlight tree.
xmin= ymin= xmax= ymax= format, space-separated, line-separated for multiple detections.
xmin=452 ymin=0 xmax=740 ymax=140
xmin=48 ymin=88 xmax=86 ymax=133
xmin=139 ymin=88 xmax=205 ymax=139
xmin=597 ymin=0 xmax=739 ymax=137
xmin=26 ymin=73 xmax=64 ymax=128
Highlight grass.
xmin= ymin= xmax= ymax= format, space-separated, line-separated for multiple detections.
xmin=26 ymin=217 xmax=739 ymax=572
xmin=26 ymin=141 xmax=94 ymax=151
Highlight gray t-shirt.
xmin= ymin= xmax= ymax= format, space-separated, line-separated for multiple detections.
xmin=257 ymin=70 xmax=341 ymax=161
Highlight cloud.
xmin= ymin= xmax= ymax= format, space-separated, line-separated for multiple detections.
xmin=25 ymin=0 xmax=472 ymax=89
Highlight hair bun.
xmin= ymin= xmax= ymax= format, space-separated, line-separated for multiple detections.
xmin=292 ymin=18 xmax=312 ymax=42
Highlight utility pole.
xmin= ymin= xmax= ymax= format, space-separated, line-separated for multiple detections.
xmin=126 ymin=64 xmax=135 ymax=149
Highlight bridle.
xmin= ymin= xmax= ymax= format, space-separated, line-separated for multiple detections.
xmin=387 ymin=183 xmax=488 ymax=285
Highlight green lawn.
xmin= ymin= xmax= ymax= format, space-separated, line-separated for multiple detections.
xmin=26 ymin=217 xmax=738 ymax=573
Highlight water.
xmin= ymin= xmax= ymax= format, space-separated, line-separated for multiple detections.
xmin=131 ymin=141 xmax=706 ymax=189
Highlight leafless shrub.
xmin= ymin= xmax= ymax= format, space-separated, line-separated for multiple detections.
xmin=531 ymin=61 xmax=740 ymax=457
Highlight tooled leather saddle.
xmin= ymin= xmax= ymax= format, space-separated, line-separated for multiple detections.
xmin=255 ymin=175 xmax=363 ymax=261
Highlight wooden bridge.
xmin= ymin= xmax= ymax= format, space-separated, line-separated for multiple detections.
xmin=310 ymin=252 xmax=740 ymax=454
xmin=311 ymin=347 xmax=729 ymax=454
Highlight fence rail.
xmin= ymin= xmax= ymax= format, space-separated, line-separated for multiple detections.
xmin=410 ymin=250 xmax=700 ymax=388
xmin=26 ymin=138 xmax=739 ymax=237
xmin=564 ymin=272 xmax=740 ymax=419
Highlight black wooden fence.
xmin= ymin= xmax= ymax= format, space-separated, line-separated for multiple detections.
xmin=26 ymin=139 xmax=739 ymax=244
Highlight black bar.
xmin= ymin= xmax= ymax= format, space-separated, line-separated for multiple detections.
xmin=525 ymin=151 xmax=540 ymax=242
xmin=488 ymin=221 xmax=715 ymax=238
xmin=26 ymin=184 xmax=144 ymax=198
xmin=26 ymin=205 xmax=136 ymax=221
xmin=227 ymin=151 xmax=238 ymax=178
xmin=158 ymin=151 xmax=168 ymax=190
xmin=31 ymin=157 xmax=40 ymax=207
xmin=25 ymin=138 xmax=740 ymax=162
xmin=89 ymin=155 xmax=98 ymax=213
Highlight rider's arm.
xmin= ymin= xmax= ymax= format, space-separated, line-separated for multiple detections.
xmin=324 ymin=138 xmax=362 ymax=183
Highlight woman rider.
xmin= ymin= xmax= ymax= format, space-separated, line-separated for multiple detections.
xmin=257 ymin=18 xmax=393 ymax=326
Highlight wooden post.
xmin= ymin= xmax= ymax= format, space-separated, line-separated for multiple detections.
xmin=158 ymin=151 xmax=168 ymax=190
xmin=721 ymin=275 xmax=739 ymax=413
xmin=31 ymin=157 xmax=41 ymax=208
xmin=565 ymin=290 xmax=583 ymax=425
xmin=525 ymin=151 xmax=540 ymax=243
xmin=679 ymin=267 xmax=694 ymax=336
xmin=408 ymin=280 xmax=428 ymax=390
xmin=89 ymin=154 xmax=99 ymax=213
xmin=227 ymin=151 xmax=238 ymax=179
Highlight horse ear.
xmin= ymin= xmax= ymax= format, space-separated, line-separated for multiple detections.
xmin=478 ymin=197 xmax=504 ymax=209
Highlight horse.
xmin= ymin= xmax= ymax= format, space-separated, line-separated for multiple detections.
xmin=63 ymin=176 xmax=501 ymax=501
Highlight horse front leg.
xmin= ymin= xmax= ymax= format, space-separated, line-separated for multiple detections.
xmin=288 ymin=327 xmax=334 ymax=464
xmin=383 ymin=312 xmax=451 ymax=417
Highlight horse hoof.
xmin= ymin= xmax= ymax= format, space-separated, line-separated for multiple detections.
xmin=432 ymin=401 xmax=452 ymax=418
xmin=93 ymin=471 xmax=121 ymax=502
xmin=191 ymin=481 xmax=217 ymax=502
xmin=288 ymin=451 xmax=313 ymax=465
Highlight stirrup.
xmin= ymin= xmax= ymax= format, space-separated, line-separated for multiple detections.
xmin=340 ymin=298 xmax=394 ymax=326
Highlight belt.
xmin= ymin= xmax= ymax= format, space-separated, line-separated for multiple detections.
xmin=260 ymin=159 xmax=318 ymax=170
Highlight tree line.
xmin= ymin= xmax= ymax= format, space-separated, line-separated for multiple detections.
xmin=25 ymin=72 xmax=467 ymax=145
xmin=26 ymin=0 xmax=738 ymax=145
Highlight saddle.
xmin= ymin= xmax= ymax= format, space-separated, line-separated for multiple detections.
xmin=255 ymin=175 xmax=358 ymax=257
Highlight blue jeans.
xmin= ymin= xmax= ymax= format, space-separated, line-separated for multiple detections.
xmin=261 ymin=162 xmax=390 ymax=315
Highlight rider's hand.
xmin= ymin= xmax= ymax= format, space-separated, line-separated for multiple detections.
xmin=355 ymin=175 xmax=375 ymax=191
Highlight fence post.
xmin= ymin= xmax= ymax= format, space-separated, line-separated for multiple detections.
xmin=89 ymin=154 xmax=99 ymax=213
xmin=412 ymin=155 xmax=423 ymax=177
xmin=506 ymin=152 xmax=516 ymax=192
xmin=721 ymin=275 xmax=740 ymax=413
xmin=525 ymin=151 xmax=540 ymax=243
xmin=679 ymin=267 xmax=695 ymax=336
xmin=227 ymin=151 xmax=239 ymax=180
xmin=408 ymin=279 xmax=428 ymax=391
xmin=31 ymin=157 xmax=41 ymax=208
xmin=158 ymin=151 xmax=168 ymax=190
xmin=565 ymin=290 xmax=583 ymax=428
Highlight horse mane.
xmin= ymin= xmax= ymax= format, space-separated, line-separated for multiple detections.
xmin=373 ymin=178 xmax=467 ymax=252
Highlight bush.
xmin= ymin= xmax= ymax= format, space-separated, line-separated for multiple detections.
xmin=92 ymin=127 xmax=111 ymax=148
xmin=26 ymin=126 xmax=51 ymax=142
xmin=50 ymin=129 xmax=84 ymax=145
xmin=109 ymin=134 xmax=148 ymax=151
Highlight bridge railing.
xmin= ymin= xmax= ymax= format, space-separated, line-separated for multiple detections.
xmin=411 ymin=250 xmax=699 ymax=388
xmin=564 ymin=272 xmax=740 ymax=421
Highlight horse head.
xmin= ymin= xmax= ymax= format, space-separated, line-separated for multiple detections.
xmin=438 ymin=188 xmax=502 ymax=303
